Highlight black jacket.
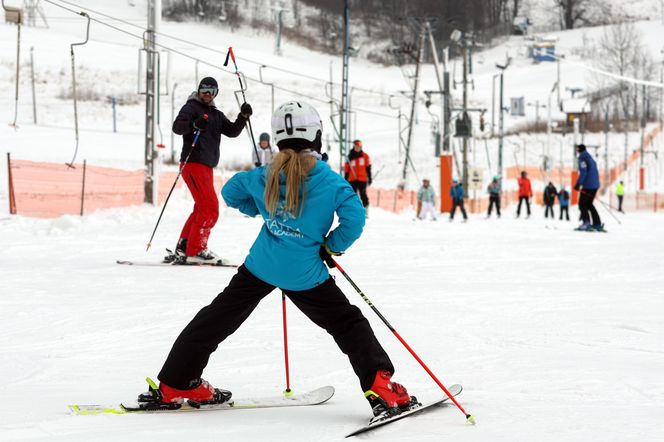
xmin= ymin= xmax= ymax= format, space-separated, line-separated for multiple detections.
xmin=543 ymin=185 xmax=558 ymax=205
xmin=173 ymin=92 xmax=247 ymax=168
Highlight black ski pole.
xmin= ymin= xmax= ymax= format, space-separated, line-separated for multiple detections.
xmin=224 ymin=47 xmax=261 ymax=166
xmin=579 ymin=189 xmax=622 ymax=225
xmin=329 ymin=257 xmax=475 ymax=425
xmin=146 ymin=115 xmax=207 ymax=252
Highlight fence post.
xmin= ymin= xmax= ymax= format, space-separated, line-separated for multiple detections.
xmin=80 ymin=159 xmax=87 ymax=216
xmin=654 ymin=193 xmax=658 ymax=213
xmin=376 ymin=189 xmax=381 ymax=207
xmin=7 ymin=153 xmax=17 ymax=215
xmin=393 ymin=190 xmax=398 ymax=213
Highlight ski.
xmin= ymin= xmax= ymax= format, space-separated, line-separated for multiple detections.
xmin=345 ymin=384 xmax=463 ymax=438
xmin=69 ymin=385 xmax=334 ymax=415
xmin=116 ymin=260 xmax=238 ymax=268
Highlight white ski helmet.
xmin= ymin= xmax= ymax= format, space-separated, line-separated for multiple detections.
xmin=271 ymin=101 xmax=323 ymax=150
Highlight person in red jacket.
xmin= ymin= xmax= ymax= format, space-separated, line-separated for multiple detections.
xmin=516 ymin=170 xmax=532 ymax=218
xmin=344 ymin=140 xmax=372 ymax=214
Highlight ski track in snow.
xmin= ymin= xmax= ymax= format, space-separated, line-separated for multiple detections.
xmin=1 ymin=202 xmax=663 ymax=441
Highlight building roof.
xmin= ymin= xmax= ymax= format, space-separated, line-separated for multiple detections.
xmin=562 ymin=98 xmax=591 ymax=114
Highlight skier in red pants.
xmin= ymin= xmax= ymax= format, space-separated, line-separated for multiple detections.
xmin=167 ymin=77 xmax=252 ymax=264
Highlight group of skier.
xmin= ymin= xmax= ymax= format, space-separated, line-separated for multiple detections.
xmin=414 ymin=143 xmax=609 ymax=231
xmin=143 ymin=77 xmax=412 ymax=422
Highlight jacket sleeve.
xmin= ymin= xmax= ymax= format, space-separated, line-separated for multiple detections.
xmin=325 ymin=182 xmax=365 ymax=253
xmin=221 ymin=171 xmax=260 ymax=217
xmin=576 ymin=156 xmax=588 ymax=188
xmin=220 ymin=112 xmax=248 ymax=138
xmin=417 ymin=188 xmax=423 ymax=201
xmin=172 ymin=103 xmax=196 ymax=135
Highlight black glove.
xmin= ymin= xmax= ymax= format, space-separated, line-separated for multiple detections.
xmin=319 ymin=244 xmax=341 ymax=268
xmin=574 ymin=184 xmax=581 ymax=191
xmin=241 ymin=102 xmax=253 ymax=118
xmin=192 ymin=115 xmax=208 ymax=132
xmin=368 ymin=178 xmax=372 ymax=186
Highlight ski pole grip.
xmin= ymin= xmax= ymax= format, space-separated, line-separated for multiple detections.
xmin=229 ymin=47 xmax=236 ymax=64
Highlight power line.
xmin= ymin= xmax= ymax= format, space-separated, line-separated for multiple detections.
xmin=51 ymin=0 xmax=396 ymax=99
xmin=42 ymin=0 xmax=401 ymax=120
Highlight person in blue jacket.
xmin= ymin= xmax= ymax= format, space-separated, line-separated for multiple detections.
xmin=558 ymin=186 xmax=570 ymax=221
xmin=449 ymin=179 xmax=468 ymax=221
xmin=574 ymin=144 xmax=602 ymax=230
xmin=141 ymin=101 xmax=413 ymax=421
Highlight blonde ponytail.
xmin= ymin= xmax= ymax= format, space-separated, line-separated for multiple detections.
xmin=264 ymin=150 xmax=316 ymax=218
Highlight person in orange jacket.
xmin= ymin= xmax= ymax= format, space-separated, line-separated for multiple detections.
xmin=516 ymin=170 xmax=532 ymax=218
xmin=344 ymin=139 xmax=372 ymax=212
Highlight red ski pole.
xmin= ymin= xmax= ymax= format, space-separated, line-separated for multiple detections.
xmin=281 ymin=292 xmax=293 ymax=396
xmin=331 ymin=258 xmax=476 ymax=425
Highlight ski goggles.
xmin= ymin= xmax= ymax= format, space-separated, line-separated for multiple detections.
xmin=199 ymin=87 xmax=218 ymax=95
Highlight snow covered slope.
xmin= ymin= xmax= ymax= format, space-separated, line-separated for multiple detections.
xmin=1 ymin=205 xmax=663 ymax=441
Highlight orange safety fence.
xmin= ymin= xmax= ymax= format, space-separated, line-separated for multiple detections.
xmin=7 ymin=157 xmax=227 ymax=218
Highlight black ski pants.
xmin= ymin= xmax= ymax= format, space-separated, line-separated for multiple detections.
xmin=544 ymin=204 xmax=555 ymax=218
xmin=450 ymin=199 xmax=467 ymax=220
xmin=516 ymin=196 xmax=531 ymax=216
xmin=487 ymin=194 xmax=501 ymax=216
xmin=617 ymin=195 xmax=624 ymax=212
xmin=559 ymin=206 xmax=569 ymax=220
xmin=350 ymin=181 xmax=370 ymax=207
xmin=579 ymin=188 xmax=601 ymax=226
xmin=158 ymin=265 xmax=393 ymax=392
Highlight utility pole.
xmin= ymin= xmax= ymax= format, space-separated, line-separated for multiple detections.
xmin=425 ymin=21 xmax=445 ymax=155
xmin=461 ymin=36 xmax=469 ymax=191
xmin=274 ymin=3 xmax=287 ymax=56
xmin=402 ymin=22 xmax=426 ymax=182
xmin=603 ymin=106 xmax=609 ymax=190
xmin=339 ymin=0 xmax=350 ymax=175
xmin=639 ymin=84 xmax=646 ymax=190
xmin=144 ymin=0 xmax=159 ymax=204
xmin=496 ymin=58 xmax=510 ymax=178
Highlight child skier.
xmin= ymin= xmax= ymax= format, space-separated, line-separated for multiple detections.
xmin=136 ymin=101 xmax=415 ymax=421
xmin=416 ymin=178 xmax=437 ymax=220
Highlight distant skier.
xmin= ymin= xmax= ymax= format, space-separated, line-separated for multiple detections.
xmin=574 ymin=144 xmax=603 ymax=231
xmin=450 ymin=179 xmax=468 ymax=222
xmin=167 ymin=77 xmax=252 ymax=264
xmin=344 ymin=139 xmax=372 ymax=216
xmin=416 ymin=178 xmax=437 ymax=221
xmin=516 ymin=171 xmax=532 ymax=218
xmin=543 ymin=181 xmax=558 ymax=219
xmin=616 ymin=180 xmax=625 ymax=213
xmin=558 ymin=186 xmax=570 ymax=221
xmin=486 ymin=176 xmax=502 ymax=218
xmin=140 ymin=102 xmax=414 ymax=421
xmin=253 ymin=132 xmax=275 ymax=166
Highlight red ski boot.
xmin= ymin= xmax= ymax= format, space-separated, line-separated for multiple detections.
xmin=364 ymin=370 xmax=418 ymax=422
xmin=136 ymin=378 xmax=232 ymax=410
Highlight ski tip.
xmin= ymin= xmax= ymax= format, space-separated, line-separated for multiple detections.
xmin=466 ymin=414 xmax=476 ymax=425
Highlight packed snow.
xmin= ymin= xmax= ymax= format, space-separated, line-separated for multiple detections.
xmin=1 ymin=1 xmax=664 ymax=441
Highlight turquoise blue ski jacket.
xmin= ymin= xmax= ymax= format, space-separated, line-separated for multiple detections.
xmin=221 ymin=160 xmax=365 ymax=291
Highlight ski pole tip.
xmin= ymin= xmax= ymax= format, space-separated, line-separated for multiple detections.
xmin=466 ymin=414 xmax=476 ymax=425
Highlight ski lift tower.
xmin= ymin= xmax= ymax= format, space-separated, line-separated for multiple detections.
xmin=338 ymin=0 xmax=350 ymax=175
xmin=143 ymin=0 xmax=160 ymax=204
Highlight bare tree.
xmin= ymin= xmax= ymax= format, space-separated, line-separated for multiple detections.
xmin=556 ymin=0 xmax=589 ymax=29
xmin=594 ymin=22 xmax=654 ymax=119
